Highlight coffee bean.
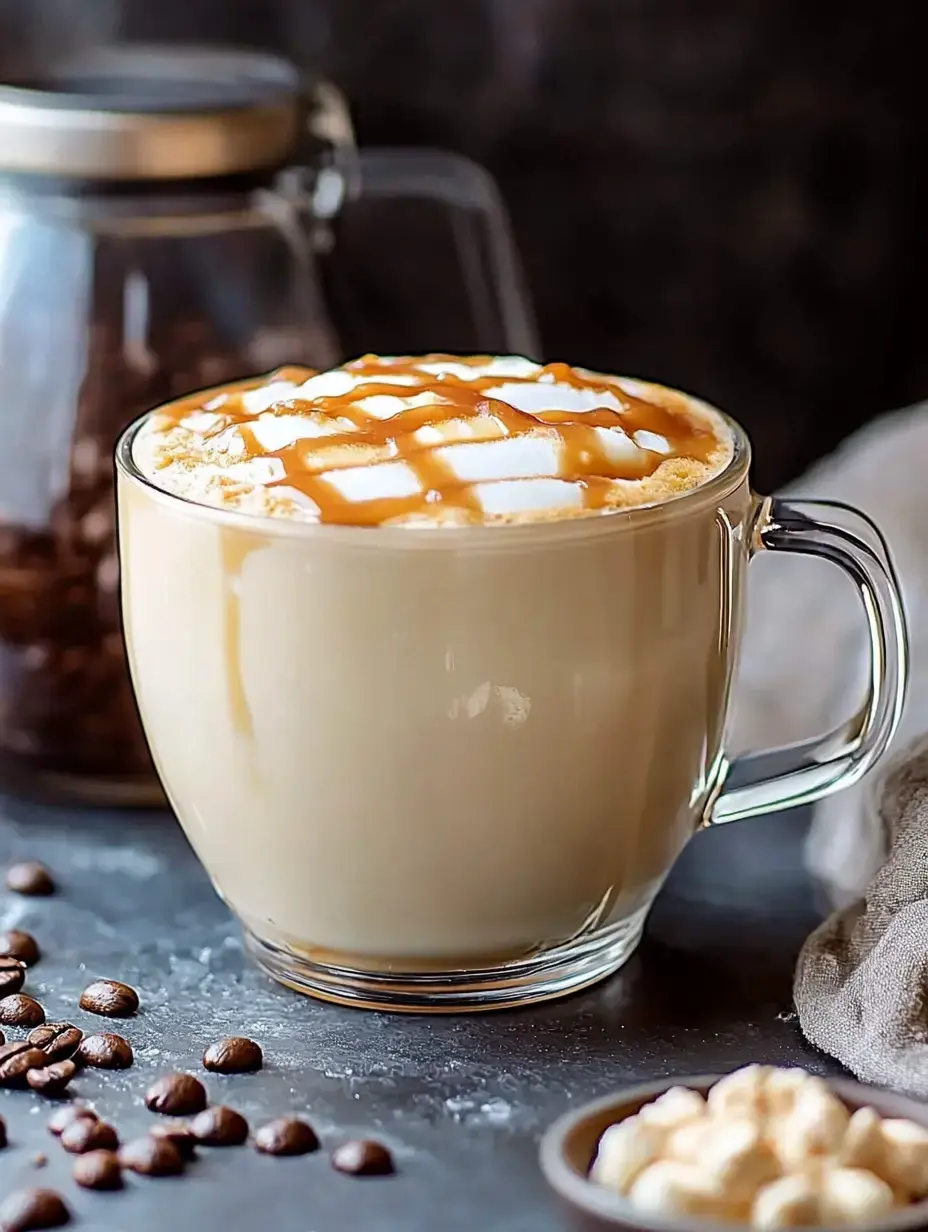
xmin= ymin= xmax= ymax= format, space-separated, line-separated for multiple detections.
xmin=0 ymin=929 xmax=40 ymax=965
xmin=202 ymin=1036 xmax=263 ymax=1074
xmin=0 ymin=955 xmax=27 ymax=996
xmin=0 ymin=994 xmax=45 ymax=1028
xmin=0 ymin=1188 xmax=70 ymax=1230
xmin=73 ymin=1149 xmax=122 ymax=1191
xmin=78 ymin=978 xmax=138 ymax=1017
xmin=27 ymin=1060 xmax=77 ymax=1097
xmin=28 ymin=1024 xmax=82 ymax=1063
xmin=149 ymin=1123 xmax=197 ymax=1160
xmin=190 ymin=1105 xmax=249 ymax=1147
xmin=47 ymin=1105 xmax=97 ymax=1137
xmin=31 ymin=1154 xmax=47 ymax=1168
xmin=119 ymin=1135 xmax=185 ymax=1177
xmin=253 ymin=1117 xmax=319 ymax=1156
xmin=5 ymin=863 xmax=55 ymax=896
xmin=60 ymin=1118 xmax=118 ymax=1154
xmin=145 ymin=1072 xmax=207 ymax=1116
xmin=77 ymin=1032 xmax=132 ymax=1069
xmin=0 ymin=1043 xmax=47 ymax=1087
xmin=0 ymin=1112 xmax=6 ymax=1148
xmin=331 ymin=1138 xmax=394 ymax=1176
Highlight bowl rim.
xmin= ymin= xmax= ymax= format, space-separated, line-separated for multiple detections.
xmin=539 ymin=1072 xmax=928 ymax=1232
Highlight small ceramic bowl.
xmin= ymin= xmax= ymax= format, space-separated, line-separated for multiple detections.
xmin=539 ymin=1073 xmax=928 ymax=1232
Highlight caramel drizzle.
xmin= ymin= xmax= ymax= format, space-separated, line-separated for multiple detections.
xmin=160 ymin=356 xmax=721 ymax=526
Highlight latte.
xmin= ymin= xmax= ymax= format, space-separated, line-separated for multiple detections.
xmin=134 ymin=355 xmax=733 ymax=526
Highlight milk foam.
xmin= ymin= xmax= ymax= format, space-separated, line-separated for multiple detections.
xmin=135 ymin=356 xmax=733 ymax=524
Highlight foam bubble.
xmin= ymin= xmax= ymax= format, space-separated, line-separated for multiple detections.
xmin=436 ymin=435 xmax=561 ymax=483
xmin=484 ymin=381 xmax=623 ymax=416
xmin=320 ymin=460 xmax=421 ymax=503
xmin=477 ymin=478 xmax=584 ymax=516
xmin=241 ymin=380 xmax=301 ymax=414
xmin=249 ymin=414 xmax=343 ymax=452
xmin=418 ymin=356 xmax=541 ymax=382
xmin=634 ymin=429 xmax=672 ymax=455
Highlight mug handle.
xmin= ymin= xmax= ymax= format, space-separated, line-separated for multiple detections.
xmin=710 ymin=496 xmax=908 ymax=824
xmin=354 ymin=147 xmax=540 ymax=358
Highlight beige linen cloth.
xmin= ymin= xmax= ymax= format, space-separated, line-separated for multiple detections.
xmin=792 ymin=735 xmax=928 ymax=1093
xmin=730 ymin=401 xmax=928 ymax=1089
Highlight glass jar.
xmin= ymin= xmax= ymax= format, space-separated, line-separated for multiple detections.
xmin=0 ymin=45 xmax=537 ymax=804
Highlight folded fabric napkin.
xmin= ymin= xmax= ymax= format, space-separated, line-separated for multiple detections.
xmin=794 ymin=735 xmax=928 ymax=1096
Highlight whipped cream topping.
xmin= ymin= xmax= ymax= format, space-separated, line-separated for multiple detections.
xmin=133 ymin=355 xmax=733 ymax=526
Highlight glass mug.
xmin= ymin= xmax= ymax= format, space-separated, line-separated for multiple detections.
xmin=115 ymin=375 xmax=907 ymax=1013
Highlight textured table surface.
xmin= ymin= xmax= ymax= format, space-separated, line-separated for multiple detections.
xmin=0 ymin=794 xmax=838 ymax=1231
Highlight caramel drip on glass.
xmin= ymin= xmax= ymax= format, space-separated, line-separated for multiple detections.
xmin=159 ymin=356 xmax=722 ymax=526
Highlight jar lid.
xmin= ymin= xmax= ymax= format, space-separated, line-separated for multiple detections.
xmin=0 ymin=44 xmax=304 ymax=181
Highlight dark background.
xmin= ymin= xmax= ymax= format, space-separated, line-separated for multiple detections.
xmin=1 ymin=0 xmax=925 ymax=491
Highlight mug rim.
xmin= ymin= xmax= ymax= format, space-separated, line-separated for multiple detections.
xmin=114 ymin=373 xmax=753 ymax=548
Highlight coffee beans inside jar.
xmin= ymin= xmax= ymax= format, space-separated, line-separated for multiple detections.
xmin=0 ymin=307 xmax=257 ymax=800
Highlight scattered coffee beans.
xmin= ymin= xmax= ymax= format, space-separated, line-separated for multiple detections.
xmin=28 ymin=1024 xmax=82 ymax=1064
xmin=73 ymin=1149 xmax=122 ymax=1191
xmin=120 ymin=1135 xmax=185 ymax=1177
xmin=0 ymin=1043 xmax=48 ymax=1088
xmin=47 ymin=1105 xmax=97 ymax=1137
xmin=27 ymin=1061 xmax=77 ymax=1097
xmin=79 ymin=978 xmax=138 ymax=1017
xmin=60 ymin=1117 xmax=119 ymax=1155
xmin=190 ymin=1105 xmax=249 ymax=1147
xmin=331 ymin=1138 xmax=395 ymax=1176
xmin=5 ymin=863 xmax=55 ymax=896
xmin=0 ymin=929 xmax=40 ymax=965
xmin=202 ymin=1036 xmax=263 ymax=1074
xmin=0 ymin=1111 xmax=6 ymax=1147
xmin=0 ymin=994 xmax=46 ymax=1028
xmin=77 ymin=1032 xmax=133 ymax=1069
xmin=149 ymin=1123 xmax=198 ymax=1160
xmin=145 ymin=1072 xmax=207 ymax=1116
xmin=254 ymin=1116 xmax=319 ymax=1157
xmin=0 ymin=1187 xmax=70 ymax=1230
xmin=0 ymin=955 xmax=27 ymax=995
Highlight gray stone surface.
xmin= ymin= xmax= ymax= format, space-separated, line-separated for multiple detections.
xmin=0 ymin=794 xmax=837 ymax=1230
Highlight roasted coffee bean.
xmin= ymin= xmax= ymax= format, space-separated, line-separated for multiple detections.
xmin=202 ymin=1036 xmax=263 ymax=1074
xmin=331 ymin=1138 xmax=394 ymax=1176
xmin=0 ymin=929 xmax=40 ymax=965
xmin=119 ymin=1135 xmax=185 ymax=1177
xmin=60 ymin=1117 xmax=118 ymax=1154
xmin=28 ymin=1024 xmax=81 ymax=1063
xmin=27 ymin=1061 xmax=77 ymax=1097
xmin=0 ymin=1043 xmax=47 ymax=1087
xmin=77 ymin=1032 xmax=132 ymax=1069
xmin=73 ymin=1149 xmax=122 ymax=1191
xmin=5 ymin=863 xmax=55 ymax=896
xmin=47 ymin=1105 xmax=97 ymax=1137
xmin=253 ymin=1116 xmax=319 ymax=1157
xmin=190 ymin=1105 xmax=249 ymax=1147
xmin=0 ymin=955 xmax=27 ymax=995
xmin=0 ymin=994 xmax=46 ymax=1028
xmin=0 ymin=1112 xmax=6 ymax=1148
xmin=149 ymin=1123 xmax=197 ymax=1160
xmin=0 ymin=1188 xmax=70 ymax=1230
xmin=78 ymin=978 xmax=138 ymax=1017
xmin=145 ymin=1072 xmax=207 ymax=1116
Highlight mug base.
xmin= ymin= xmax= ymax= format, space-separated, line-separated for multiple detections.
xmin=243 ymin=910 xmax=649 ymax=1013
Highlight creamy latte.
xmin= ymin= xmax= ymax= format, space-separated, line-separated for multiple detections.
xmin=134 ymin=355 xmax=733 ymax=526
xmin=118 ymin=360 xmax=762 ymax=1010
